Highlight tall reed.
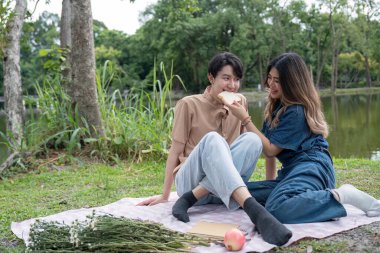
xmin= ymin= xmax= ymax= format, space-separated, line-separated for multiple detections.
xmin=17 ymin=60 xmax=182 ymax=162
xmin=94 ymin=60 xmax=183 ymax=161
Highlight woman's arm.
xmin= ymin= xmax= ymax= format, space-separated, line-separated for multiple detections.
xmin=222 ymin=99 xmax=283 ymax=157
xmin=265 ymin=156 xmax=277 ymax=180
xmin=137 ymin=141 xmax=185 ymax=206
xmin=244 ymin=120 xmax=282 ymax=157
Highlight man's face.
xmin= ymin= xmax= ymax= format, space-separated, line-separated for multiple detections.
xmin=208 ymin=65 xmax=240 ymax=101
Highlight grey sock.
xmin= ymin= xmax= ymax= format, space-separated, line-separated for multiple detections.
xmin=243 ymin=197 xmax=292 ymax=246
xmin=172 ymin=191 xmax=197 ymax=222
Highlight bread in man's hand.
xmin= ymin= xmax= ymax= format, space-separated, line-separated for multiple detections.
xmin=218 ymin=91 xmax=242 ymax=105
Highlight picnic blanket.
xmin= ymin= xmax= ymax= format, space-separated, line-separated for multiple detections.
xmin=11 ymin=192 xmax=380 ymax=253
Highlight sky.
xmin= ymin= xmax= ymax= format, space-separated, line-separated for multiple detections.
xmin=31 ymin=0 xmax=158 ymax=35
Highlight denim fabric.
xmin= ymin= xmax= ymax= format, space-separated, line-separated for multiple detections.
xmin=247 ymin=149 xmax=347 ymax=223
xmin=262 ymin=104 xmax=328 ymax=164
xmin=175 ymin=131 xmax=262 ymax=210
xmin=249 ymin=104 xmax=347 ymax=224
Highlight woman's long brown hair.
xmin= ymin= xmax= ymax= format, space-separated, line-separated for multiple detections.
xmin=263 ymin=53 xmax=329 ymax=138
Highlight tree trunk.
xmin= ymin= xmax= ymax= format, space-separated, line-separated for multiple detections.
xmin=60 ymin=0 xmax=72 ymax=98
xmin=316 ymin=37 xmax=322 ymax=89
xmin=309 ymin=64 xmax=314 ymax=87
xmin=331 ymin=45 xmax=338 ymax=93
xmin=3 ymin=0 xmax=27 ymax=147
xmin=258 ymin=54 xmax=263 ymax=86
xmin=70 ymin=0 xmax=104 ymax=137
xmin=316 ymin=56 xmax=325 ymax=89
xmin=315 ymin=29 xmax=329 ymax=88
xmin=329 ymin=12 xmax=338 ymax=93
xmin=364 ymin=54 xmax=372 ymax=88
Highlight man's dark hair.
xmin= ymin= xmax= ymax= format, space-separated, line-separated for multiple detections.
xmin=208 ymin=52 xmax=243 ymax=79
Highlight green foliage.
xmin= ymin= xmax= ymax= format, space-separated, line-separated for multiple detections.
xmin=19 ymin=11 xmax=61 ymax=94
xmin=0 ymin=0 xmax=15 ymax=56
xmin=338 ymin=52 xmax=365 ymax=87
xmin=7 ymin=1 xmax=380 ymax=95
xmin=0 ymin=0 xmax=15 ymax=95
xmin=92 ymin=60 xmax=181 ymax=161
xmin=16 ymin=60 xmax=178 ymax=163
xmin=39 ymin=47 xmax=68 ymax=74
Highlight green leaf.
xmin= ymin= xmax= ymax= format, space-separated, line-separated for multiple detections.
xmin=113 ymin=136 xmax=123 ymax=145
xmin=39 ymin=49 xmax=50 ymax=57
xmin=84 ymin=138 xmax=98 ymax=143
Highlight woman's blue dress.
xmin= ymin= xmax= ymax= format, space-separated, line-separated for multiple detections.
xmin=247 ymin=103 xmax=347 ymax=223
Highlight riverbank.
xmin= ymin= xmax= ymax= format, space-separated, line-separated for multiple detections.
xmin=241 ymin=87 xmax=380 ymax=102
xmin=1 ymin=157 xmax=379 ymax=252
xmin=169 ymin=86 xmax=380 ymax=102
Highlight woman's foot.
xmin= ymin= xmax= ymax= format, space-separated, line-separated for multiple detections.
xmin=334 ymin=184 xmax=380 ymax=217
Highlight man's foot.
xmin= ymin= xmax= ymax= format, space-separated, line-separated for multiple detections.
xmin=172 ymin=191 xmax=197 ymax=222
xmin=243 ymin=197 xmax=292 ymax=246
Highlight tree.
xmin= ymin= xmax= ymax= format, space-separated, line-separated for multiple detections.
xmin=60 ymin=0 xmax=72 ymax=97
xmin=0 ymin=0 xmax=15 ymax=96
xmin=21 ymin=11 xmax=60 ymax=93
xmin=70 ymin=0 xmax=104 ymax=137
xmin=352 ymin=0 xmax=380 ymax=88
xmin=320 ymin=0 xmax=348 ymax=92
xmin=305 ymin=7 xmax=331 ymax=88
xmin=3 ymin=0 xmax=27 ymax=146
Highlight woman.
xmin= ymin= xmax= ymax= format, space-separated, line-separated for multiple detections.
xmin=138 ymin=52 xmax=292 ymax=246
xmin=223 ymin=52 xmax=380 ymax=223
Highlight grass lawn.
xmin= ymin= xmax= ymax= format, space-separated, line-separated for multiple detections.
xmin=0 ymin=157 xmax=379 ymax=252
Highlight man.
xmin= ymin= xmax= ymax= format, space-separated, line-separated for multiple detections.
xmin=138 ymin=52 xmax=292 ymax=246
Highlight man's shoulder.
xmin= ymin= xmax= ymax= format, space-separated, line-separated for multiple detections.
xmin=177 ymin=94 xmax=205 ymax=104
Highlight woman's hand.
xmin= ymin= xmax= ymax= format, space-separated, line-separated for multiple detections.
xmin=136 ymin=195 xmax=168 ymax=206
xmin=223 ymin=99 xmax=250 ymax=121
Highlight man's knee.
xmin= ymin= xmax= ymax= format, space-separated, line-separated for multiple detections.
xmin=241 ymin=132 xmax=263 ymax=154
xmin=201 ymin=131 xmax=225 ymax=147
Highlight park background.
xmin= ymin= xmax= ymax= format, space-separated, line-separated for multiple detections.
xmin=0 ymin=0 xmax=380 ymax=252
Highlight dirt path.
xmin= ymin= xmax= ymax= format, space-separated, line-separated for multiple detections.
xmin=270 ymin=221 xmax=380 ymax=253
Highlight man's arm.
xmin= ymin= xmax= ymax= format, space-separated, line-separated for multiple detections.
xmin=137 ymin=141 xmax=185 ymax=205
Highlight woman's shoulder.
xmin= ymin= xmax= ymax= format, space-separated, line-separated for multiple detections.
xmin=286 ymin=104 xmax=305 ymax=113
xmin=280 ymin=104 xmax=304 ymax=119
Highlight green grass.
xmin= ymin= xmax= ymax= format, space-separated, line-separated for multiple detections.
xmin=0 ymin=157 xmax=379 ymax=252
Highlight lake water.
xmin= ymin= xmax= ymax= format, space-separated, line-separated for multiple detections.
xmin=1 ymin=93 xmax=379 ymax=163
xmin=249 ymin=93 xmax=380 ymax=160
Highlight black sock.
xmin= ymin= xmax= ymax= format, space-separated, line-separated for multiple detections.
xmin=172 ymin=191 xmax=197 ymax=222
xmin=243 ymin=197 xmax=292 ymax=246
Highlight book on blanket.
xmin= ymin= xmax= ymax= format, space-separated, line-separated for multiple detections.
xmin=187 ymin=221 xmax=240 ymax=240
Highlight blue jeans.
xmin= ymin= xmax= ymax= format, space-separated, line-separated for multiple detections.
xmin=247 ymin=149 xmax=347 ymax=224
xmin=175 ymin=131 xmax=262 ymax=210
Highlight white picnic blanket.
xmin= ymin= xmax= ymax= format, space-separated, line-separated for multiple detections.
xmin=11 ymin=192 xmax=380 ymax=253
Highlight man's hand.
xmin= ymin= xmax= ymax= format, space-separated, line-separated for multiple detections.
xmin=136 ymin=195 xmax=168 ymax=206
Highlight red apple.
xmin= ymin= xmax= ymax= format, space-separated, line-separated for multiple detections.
xmin=224 ymin=228 xmax=246 ymax=251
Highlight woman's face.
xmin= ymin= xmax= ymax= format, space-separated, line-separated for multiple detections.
xmin=266 ymin=67 xmax=282 ymax=100
xmin=208 ymin=65 xmax=240 ymax=101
